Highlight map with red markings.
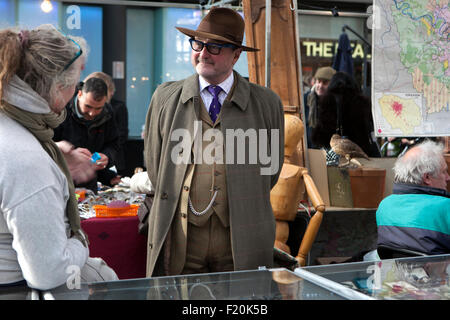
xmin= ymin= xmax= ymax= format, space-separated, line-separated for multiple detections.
xmin=372 ymin=0 xmax=450 ymax=136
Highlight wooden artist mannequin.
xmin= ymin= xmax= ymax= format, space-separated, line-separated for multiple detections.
xmin=270 ymin=114 xmax=325 ymax=266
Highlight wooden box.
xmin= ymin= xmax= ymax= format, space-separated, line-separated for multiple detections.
xmin=327 ymin=166 xmax=386 ymax=208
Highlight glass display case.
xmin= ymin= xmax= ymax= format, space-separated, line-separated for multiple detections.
xmin=49 ymin=268 xmax=355 ymax=300
xmin=301 ymin=254 xmax=450 ymax=300
xmin=3 ymin=255 xmax=449 ymax=300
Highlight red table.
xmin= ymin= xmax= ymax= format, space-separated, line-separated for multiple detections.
xmin=81 ymin=216 xmax=147 ymax=280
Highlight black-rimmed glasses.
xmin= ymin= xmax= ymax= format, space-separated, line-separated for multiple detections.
xmin=189 ymin=38 xmax=237 ymax=55
xmin=63 ymin=38 xmax=83 ymax=71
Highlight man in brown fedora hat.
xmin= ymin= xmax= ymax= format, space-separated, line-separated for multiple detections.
xmin=143 ymin=7 xmax=284 ymax=277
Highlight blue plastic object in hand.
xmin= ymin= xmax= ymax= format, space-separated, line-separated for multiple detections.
xmin=90 ymin=152 xmax=101 ymax=163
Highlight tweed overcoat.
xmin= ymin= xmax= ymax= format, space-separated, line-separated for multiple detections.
xmin=143 ymin=71 xmax=284 ymax=276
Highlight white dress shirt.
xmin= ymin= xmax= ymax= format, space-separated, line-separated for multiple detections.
xmin=199 ymin=72 xmax=234 ymax=113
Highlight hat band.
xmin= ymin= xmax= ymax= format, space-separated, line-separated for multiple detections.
xmin=196 ymin=24 xmax=243 ymax=45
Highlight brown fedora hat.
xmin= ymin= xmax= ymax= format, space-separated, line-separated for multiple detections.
xmin=176 ymin=7 xmax=258 ymax=52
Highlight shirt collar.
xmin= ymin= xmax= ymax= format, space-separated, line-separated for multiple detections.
xmin=199 ymin=72 xmax=234 ymax=95
xmin=74 ymin=96 xmax=84 ymax=119
xmin=393 ymin=183 xmax=450 ymax=198
xmin=181 ymin=72 xmax=249 ymax=112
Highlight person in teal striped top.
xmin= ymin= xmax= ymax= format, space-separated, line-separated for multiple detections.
xmin=376 ymin=140 xmax=450 ymax=255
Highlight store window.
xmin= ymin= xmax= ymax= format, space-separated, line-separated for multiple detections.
xmin=126 ymin=8 xmax=155 ymax=138
xmin=61 ymin=4 xmax=103 ymax=81
xmin=158 ymin=8 xmax=200 ymax=84
xmin=298 ymin=14 xmax=371 ymax=94
xmin=17 ymin=0 xmax=59 ymax=28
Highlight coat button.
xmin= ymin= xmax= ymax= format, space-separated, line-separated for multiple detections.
xmin=181 ymin=213 xmax=187 ymax=218
xmin=149 ymin=243 xmax=153 ymax=249
xmin=161 ymin=192 xmax=168 ymax=199
xmin=183 ymin=186 xmax=189 ymax=191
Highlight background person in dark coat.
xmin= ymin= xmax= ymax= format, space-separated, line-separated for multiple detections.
xmin=54 ymin=77 xmax=120 ymax=192
xmin=84 ymin=72 xmax=129 ymax=176
xmin=310 ymin=71 xmax=380 ymax=157
xmin=303 ymin=66 xmax=336 ymax=149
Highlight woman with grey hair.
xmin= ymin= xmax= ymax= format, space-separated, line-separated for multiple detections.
xmin=376 ymin=139 xmax=450 ymax=255
xmin=0 ymin=24 xmax=117 ymax=293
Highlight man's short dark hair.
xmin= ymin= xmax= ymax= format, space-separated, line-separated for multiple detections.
xmin=81 ymin=77 xmax=108 ymax=101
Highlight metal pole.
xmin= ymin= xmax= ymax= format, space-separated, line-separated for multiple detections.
xmin=55 ymin=0 xmax=198 ymax=9
xmin=342 ymin=24 xmax=372 ymax=49
xmin=265 ymin=0 xmax=271 ymax=88
xmin=293 ymin=0 xmax=310 ymax=170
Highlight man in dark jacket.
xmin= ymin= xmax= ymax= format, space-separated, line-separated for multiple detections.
xmin=310 ymin=71 xmax=381 ymax=158
xmin=83 ymin=72 xmax=129 ymax=176
xmin=376 ymin=140 xmax=450 ymax=255
xmin=303 ymin=66 xmax=335 ymax=149
xmin=54 ymin=77 xmax=120 ymax=192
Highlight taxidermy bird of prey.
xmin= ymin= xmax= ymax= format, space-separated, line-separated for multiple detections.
xmin=330 ymin=134 xmax=369 ymax=167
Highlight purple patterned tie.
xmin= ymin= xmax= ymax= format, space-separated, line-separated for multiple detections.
xmin=207 ymin=85 xmax=222 ymax=123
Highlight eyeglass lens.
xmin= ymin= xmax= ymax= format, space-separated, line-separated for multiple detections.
xmin=190 ymin=39 xmax=224 ymax=55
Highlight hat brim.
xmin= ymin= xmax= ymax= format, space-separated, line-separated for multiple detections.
xmin=176 ymin=27 xmax=259 ymax=52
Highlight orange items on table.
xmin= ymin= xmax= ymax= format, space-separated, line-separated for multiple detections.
xmin=93 ymin=204 xmax=139 ymax=218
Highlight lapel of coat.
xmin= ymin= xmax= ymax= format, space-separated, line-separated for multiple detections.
xmin=181 ymin=74 xmax=201 ymax=127
xmin=228 ymin=71 xmax=249 ymax=113
xmin=220 ymin=71 xmax=252 ymax=140
xmin=174 ymin=74 xmax=201 ymax=162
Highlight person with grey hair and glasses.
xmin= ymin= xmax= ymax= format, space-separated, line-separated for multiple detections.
xmin=376 ymin=139 xmax=450 ymax=255
xmin=0 ymin=24 xmax=117 ymax=295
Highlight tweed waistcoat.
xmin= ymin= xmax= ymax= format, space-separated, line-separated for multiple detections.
xmin=187 ymin=103 xmax=229 ymax=227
